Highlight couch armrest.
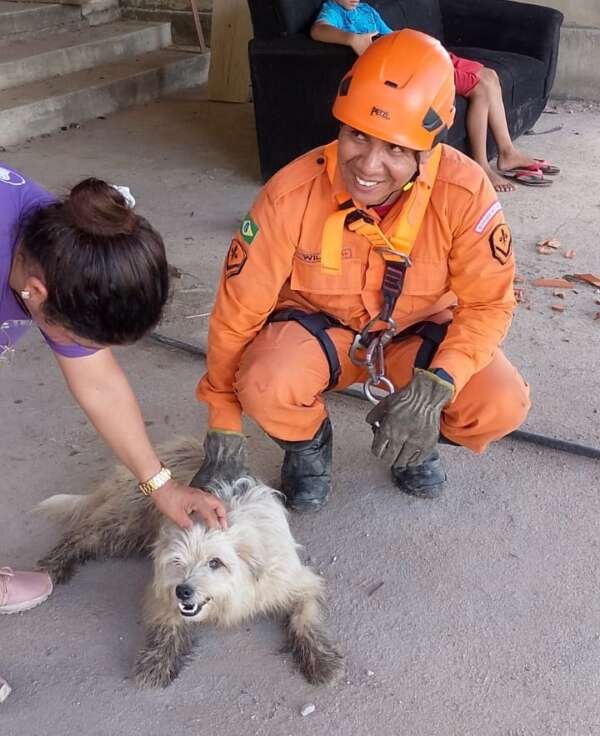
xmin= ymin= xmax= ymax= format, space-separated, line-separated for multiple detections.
xmin=439 ymin=0 xmax=563 ymax=65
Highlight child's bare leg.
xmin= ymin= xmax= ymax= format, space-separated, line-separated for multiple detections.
xmin=466 ymin=71 xmax=514 ymax=192
xmin=482 ymin=68 xmax=543 ymax=173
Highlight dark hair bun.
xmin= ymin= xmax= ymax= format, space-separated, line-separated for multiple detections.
xmin=65 ymin=177 xmax=137 ymax=237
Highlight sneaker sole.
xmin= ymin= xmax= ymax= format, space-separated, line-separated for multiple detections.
xmin=0 ymin=585 xmax=53 ymax=615
xmin=0 ymin=681 xmax=11 ymax=704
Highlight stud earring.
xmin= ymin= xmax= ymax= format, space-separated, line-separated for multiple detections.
xmin=20 ymin=290 xmax=30 ymax=300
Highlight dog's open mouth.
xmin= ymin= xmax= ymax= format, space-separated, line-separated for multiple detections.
xmin=177 ymin=598 xmax=210 ymax=617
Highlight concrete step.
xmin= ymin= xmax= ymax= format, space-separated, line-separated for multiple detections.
xmin=0 ymin=47 xmax=209 ymax=146
xmin=0 ymin=20 xmax=172 ymax=91
xmin=0 ymin=1 xmax=82 ymax=44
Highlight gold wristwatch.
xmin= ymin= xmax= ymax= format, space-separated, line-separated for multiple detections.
xmin=138 ymin=465 xmax=172 ymax=496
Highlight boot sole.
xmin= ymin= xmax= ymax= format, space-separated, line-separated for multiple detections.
xmin=393 ymin=482 xmax=445 ymax=499
xmin=288 ymin=498 xmax=328 ymax=513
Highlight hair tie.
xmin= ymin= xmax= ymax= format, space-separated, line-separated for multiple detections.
xmin=111 ymin=185 xmax=136 ymax=208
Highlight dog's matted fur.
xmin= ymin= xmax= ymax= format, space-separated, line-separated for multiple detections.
xmin=36 ymin=439 xmax=342 ymax=688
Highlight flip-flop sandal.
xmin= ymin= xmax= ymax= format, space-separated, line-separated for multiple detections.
xmin=503 ymin=161 xmax=560 ymax=177
xmin=501 ymin=168 xmax=553 ymax=187
xmin=533 ymin=159 xmax=560 ymax=175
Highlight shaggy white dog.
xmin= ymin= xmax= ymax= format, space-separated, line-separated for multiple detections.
xmin=36 ymin=439 xmax=342 ymax=688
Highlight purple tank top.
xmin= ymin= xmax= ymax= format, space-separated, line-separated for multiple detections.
xmin=0 ymin=163 xmax=97 ymax=360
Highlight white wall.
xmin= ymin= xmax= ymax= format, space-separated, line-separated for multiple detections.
xmin=521 ymin=0 xmax=600 ymax=28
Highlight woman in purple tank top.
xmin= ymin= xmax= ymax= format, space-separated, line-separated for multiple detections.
xmin=0 ymin=167 xmax=226 ymax=701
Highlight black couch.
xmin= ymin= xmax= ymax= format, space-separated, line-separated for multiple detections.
xmin=247 ymin=0 xmax=564 ymax=181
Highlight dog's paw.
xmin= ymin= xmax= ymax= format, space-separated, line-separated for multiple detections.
xmin=301 ymin=640 xmax=344 ymax=686
xmin=133 ymin=651 xmax=178 ymax=689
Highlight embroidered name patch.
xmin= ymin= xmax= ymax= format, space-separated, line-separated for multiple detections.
xmin=475 ymin=201 xmax=502 ymax=233
xmin=296 ymin=248 xmax=351 ymax=264
xmin=225 ymin=238 xmax=247 ymax=278
xmin=240 ymin=214 xmax=259 ymax=245
xmin=489 ymin=224 xmax=512 ymax=264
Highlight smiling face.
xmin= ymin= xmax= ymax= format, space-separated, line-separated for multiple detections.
xmin=337 ymin=124 xmax=421 ymax=207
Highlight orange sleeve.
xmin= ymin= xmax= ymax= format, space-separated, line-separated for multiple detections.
xmin=429 ymin=176 xmax=515 ymax=395
xmin=196 ymin=185 xmax=297 ymax=430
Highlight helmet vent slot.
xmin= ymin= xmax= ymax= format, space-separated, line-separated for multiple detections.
xmin=384 ymin=80 xmax=398 ymax=88
xmin=339 ymin=76 xmax=352 ymax=97
xmin=422 ymin=107 xmax=443 ymax=132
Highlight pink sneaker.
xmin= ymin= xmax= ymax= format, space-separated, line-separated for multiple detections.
xmin=0 ymin=567 xmax=53 ymax=614
xmin=0 ymin=676 xmax=11 ymax=703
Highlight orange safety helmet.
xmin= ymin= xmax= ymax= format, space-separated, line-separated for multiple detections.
xmin=332 ymin=29 xmax=456 ymax=151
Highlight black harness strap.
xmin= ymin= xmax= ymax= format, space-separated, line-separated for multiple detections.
xmin=380 ymin=260 xmax=408 ymax=322
xmin=268 ymin=311 xmax=449 ymax=390
xmin=268 ymin=309 xmax=343 ymax=390
xmin=391 ymin=320 xmax=450 ymax=369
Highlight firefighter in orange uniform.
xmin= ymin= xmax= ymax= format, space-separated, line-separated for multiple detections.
xmin=190 ymin=30 xmax=530 ymax=510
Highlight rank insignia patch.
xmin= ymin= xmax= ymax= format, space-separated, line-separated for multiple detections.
xmin=489 ymin=223 xmax=512 ymax=264
xmin=225 ymin=238 xmax=247 ymax=278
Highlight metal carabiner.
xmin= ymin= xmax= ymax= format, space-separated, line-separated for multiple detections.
xmin=348 ymin=313 xmax=382 ymax=366
xmin=364 ymin=375 xmax=395 ymax=405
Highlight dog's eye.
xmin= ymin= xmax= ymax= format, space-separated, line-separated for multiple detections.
xmin=208 ymin=558 xmax=223 ymax=570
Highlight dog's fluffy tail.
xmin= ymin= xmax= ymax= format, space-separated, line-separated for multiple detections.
xmin=34 ymin=494 xmax=87 ymax=524
xmin=286 ymin=576 xmax=343 ymax=685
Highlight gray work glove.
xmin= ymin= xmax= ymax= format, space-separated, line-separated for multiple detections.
xmin=189 ymin=430 xmax=249 ymax=489
xmin=365 ymin=368 xmax=454 ymax=467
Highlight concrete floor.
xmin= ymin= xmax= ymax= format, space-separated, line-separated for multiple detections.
xmin=1 ymin=89 xmax=600 ymax=735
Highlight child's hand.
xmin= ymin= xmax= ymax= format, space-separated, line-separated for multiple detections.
xmin=350 ymin=33 xmax=375 ymax=56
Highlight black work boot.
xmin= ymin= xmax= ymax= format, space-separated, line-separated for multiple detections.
xmin=272 ymin=418 xmax=333 ymax=512
xmin=391 ymin=449 xmax=447 ymax=499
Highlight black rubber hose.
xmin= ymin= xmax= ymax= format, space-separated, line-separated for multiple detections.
xmin=147 ymin=331 xmax=600 ymax=461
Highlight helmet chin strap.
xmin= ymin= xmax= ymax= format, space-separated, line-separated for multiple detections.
xmin=368 ymin=171 xmax=417 ymax=208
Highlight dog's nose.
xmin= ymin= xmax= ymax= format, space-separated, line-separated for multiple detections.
xmin=175 ymin=583 xmax=194 ymax=601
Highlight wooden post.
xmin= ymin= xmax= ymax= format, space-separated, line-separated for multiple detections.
xmin=208 ymin=0 xmax=253 ymax=103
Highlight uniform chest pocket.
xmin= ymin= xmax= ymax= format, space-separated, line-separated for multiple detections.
xmin=290 ymin=255 xmax=364 ymax=296
xmin=401 ymin=259 xmax=449 ymax=296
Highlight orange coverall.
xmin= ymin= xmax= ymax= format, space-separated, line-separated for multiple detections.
xmin=197 ymin=143 xmax=530 ymax=451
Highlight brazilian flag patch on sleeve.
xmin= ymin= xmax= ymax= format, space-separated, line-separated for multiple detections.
xmin=240 ymin=213 xmax=259 ymax=245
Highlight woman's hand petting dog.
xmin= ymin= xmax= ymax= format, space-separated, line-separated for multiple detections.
xmin=151 ymin=481 xmax=228 ymax=530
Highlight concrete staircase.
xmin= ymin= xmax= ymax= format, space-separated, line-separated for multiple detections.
xmin=0 ymin=1 xmax=209 ymax=147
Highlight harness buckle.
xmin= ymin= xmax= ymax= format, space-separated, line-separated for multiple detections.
xmin=349 ymin=315 xmax=398 ymax=405
xmin=373 ymin=246 xmax=412 ymax=267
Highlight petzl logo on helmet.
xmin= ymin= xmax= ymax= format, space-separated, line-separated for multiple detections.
xmin=370 ymin=106 xmax=390 ymax=120
xmin=0 ymin=166 xmax=26 ymax=186
xmin=240 ymin=214 xmax=259 ymax=245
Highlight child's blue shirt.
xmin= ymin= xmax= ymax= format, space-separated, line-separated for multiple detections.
xmin=315 ymin=1 xmax=393 ymax=35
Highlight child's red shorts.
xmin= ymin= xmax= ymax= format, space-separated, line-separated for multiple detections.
xmin=449 ymin=52 xmax=483 ymax=97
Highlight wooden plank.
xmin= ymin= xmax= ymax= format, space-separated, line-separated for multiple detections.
xmin=189 ymin=0 xmax=207 ymax=53
xmin=208 ymin=0 xmax=252 ymax=103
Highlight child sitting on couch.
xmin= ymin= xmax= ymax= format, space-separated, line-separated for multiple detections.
xmin=310 ymin=0 xmax=560 ymax=191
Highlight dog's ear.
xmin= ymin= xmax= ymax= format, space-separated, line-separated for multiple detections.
xmin=234 ymin=539 xmax=265 ymax=581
